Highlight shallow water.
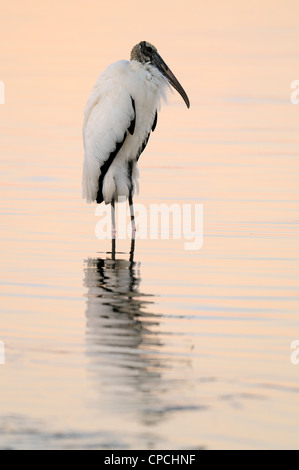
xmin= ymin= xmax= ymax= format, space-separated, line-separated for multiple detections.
xmin=1 ymin=0 xmax=299 ymax=449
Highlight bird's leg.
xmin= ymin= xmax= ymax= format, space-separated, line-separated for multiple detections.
xmin=111 ymin=199 xmax=116 ymax=238
xmin=129 ymin=238 xmax=135 ymax=264
xmin=111 ymin=199 xmax=116 ymax=260
xmin=128 ymin=193 xmax=136 ymax=239
xmin=111 ymin=238 xmax=116 ymax=260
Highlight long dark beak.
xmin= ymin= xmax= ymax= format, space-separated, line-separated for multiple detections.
xmin=156 ymin=54 xmax=190 ymax=109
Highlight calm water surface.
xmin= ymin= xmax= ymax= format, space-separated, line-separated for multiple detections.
xmin=1 ymin=0 xmax=299 ymax=449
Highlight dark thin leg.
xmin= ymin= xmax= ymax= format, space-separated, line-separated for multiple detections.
xmin=111 ymin=199 xmax=116 ymax=238
xmin=128 ymin=193 xmax=136 ymax=263
xmin=128 ymin=193 xmax=136 ymax=239
xmin=111 ymin=238 xmax=116 ymax=260
xmin=111 ymin=199 xmax=116 ymax=260
xmin=129 ymin=238 xmax=135 ymax=264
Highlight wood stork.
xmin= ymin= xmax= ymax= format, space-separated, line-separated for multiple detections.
xmin=82 ymin=41 xmax=190 ymax=244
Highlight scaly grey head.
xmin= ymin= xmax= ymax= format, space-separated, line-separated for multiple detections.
xmin=130 ymin=41 xmax=190 ymax=109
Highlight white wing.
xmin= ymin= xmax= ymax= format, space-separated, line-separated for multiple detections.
xmin=82 ymin=60 xmax=135 ymax=203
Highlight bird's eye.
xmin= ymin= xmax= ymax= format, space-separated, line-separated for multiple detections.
xmin=142 ymin=42 xmax=153 ymax=54
xmin=145 ymin=48 xmax=154 ymax=59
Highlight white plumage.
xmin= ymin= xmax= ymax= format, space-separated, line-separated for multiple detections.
xmin=82 ymin=59 xmax=169 ymax=204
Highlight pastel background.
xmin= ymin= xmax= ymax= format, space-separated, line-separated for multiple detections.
xmin=1 ymin=0 xmax=299 ymax=449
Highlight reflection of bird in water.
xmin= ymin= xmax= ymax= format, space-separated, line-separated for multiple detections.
xmin=83 ymin=248 xmax=166 ymax=426
xmin=83 ymin=249 xmax=199 ymax=447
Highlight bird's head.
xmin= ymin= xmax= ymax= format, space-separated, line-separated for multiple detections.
xmin=130 ymin=41 xmax=190 ymax=109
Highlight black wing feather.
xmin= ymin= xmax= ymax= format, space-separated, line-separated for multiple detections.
xmin=152 ymin=111 xmax=158 ymax=132
xmin=136 ymin=110 xmax=157 ymax=162
xmin=128 ymin=97 xmax=136 ymax=135
xmin=136 ymin=132 xmax=150 ymax=162
xmin=96 ymin=96 xmax=136 ymax=204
